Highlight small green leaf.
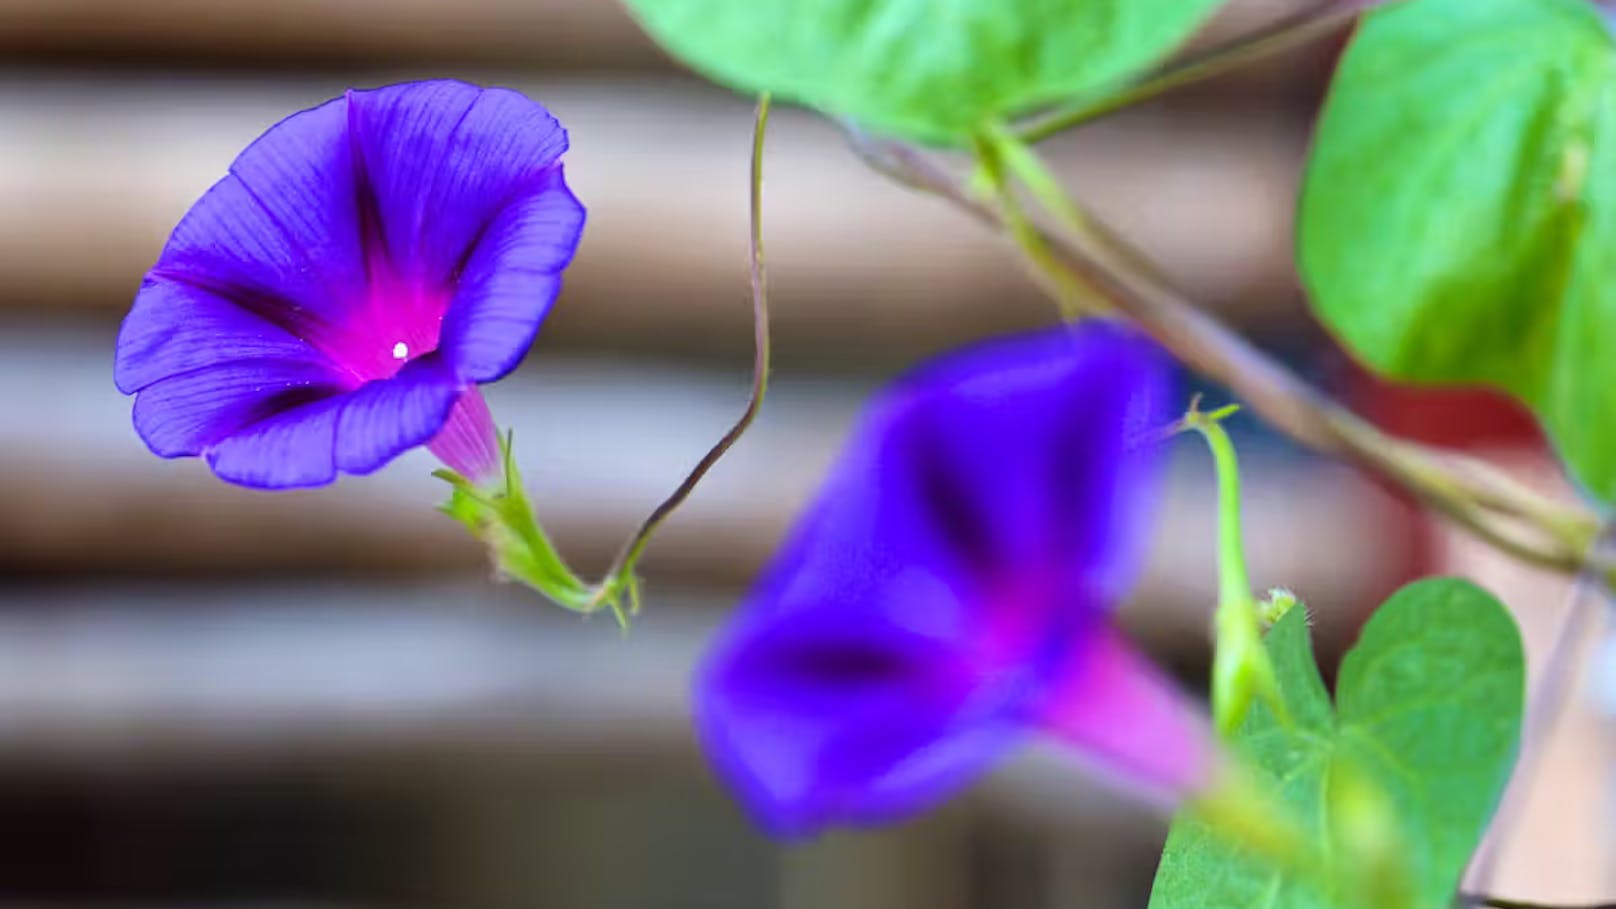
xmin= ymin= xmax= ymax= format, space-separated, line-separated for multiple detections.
xmin=1149 ymin=579 xmax=1524 ymax=909
xmin=1298 ymin=0 xmax=1616 ymax=497
xmin=619 ymin=0 xmax=1228 ymax=143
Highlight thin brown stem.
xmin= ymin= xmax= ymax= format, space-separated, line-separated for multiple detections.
xmin=842 ymin=130 xmax=1609 ymax=585
xmin=1459 ymin=897 xmax=1616 ymax=909
xmin=1466 ymin=521 xmax=1616 ymax=899
xmin=588 ymin=95 xmax=775 ymax=610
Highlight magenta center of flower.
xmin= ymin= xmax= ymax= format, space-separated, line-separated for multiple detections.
xmin=325 ymin=271 xmax=452 ymax=386
xmin=974 ymin=576 xmax=1066 ymax=665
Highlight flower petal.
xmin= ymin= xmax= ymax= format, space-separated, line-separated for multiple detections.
xmin=139 ymin=351 xmax=461 ymax=488
xmin=696 ymin=605 xmax=1023 ymax=838
xmin=1036 ymin=624 xmax=1216 ymax=798
xmin=153 ymin=93 xmax=371 ymax=356
xmin=132 ymin=359 xmax=345 ymax=459
xmin=333 ymin=353 xmax=463 ymax=475
xmin=206 ymin=396 xmax=347 ymax=490
xmin=873 ymin=323 xmax=1173 ymax=608
xmin=772 ymin=323 xmax=1173 ymax=651
xmin=347 ymin=81 xmax=571 ymax=289
xmin=426 ymin=388 xmax=502 ymax=482
xmin=438 ymin=167 xmax=586 ymax=381
xmin=116 ymin=276 xmax=334 ymax=396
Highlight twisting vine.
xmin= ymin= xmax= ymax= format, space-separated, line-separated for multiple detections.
xmin=585 ymin=94 xmax=775 ymax=612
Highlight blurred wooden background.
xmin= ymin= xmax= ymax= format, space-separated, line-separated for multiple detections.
xmin=0 ymin=0 xmax=1599 ymax=907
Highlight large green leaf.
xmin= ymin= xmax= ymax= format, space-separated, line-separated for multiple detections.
xmin=619 ymin=0 xmax=1228 ymax=143
xmin=1149 ymin=578 xmax=1524 ymax=909
xmin=1298 ymin=0 xmax=1616 ymax=497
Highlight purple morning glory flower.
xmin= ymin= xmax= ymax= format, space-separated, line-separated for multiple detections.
xmin=114 ymin=80 xmax=585 ymax=489
xmin=696 ymin=323 xmax=1215 ymax=837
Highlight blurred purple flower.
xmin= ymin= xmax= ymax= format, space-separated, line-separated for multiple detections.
xmin=697 ymin=324 xmax=1214 ymax=837
xmin=114 ymin=80 xmax=585 ymax=489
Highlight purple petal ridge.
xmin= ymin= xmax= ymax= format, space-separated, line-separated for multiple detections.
xmin=115 ymin=79 xmax=586 ymax=488
xmin=696 ymin=322 xmax=1214 ymax=837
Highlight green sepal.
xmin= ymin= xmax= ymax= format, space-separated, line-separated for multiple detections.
xmin=1212 ymin=601 xmax=1287 ymax=737
xmin=435 ymin=434 xmax=635 ymax=624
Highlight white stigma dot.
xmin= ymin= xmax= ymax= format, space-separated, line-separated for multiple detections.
xmin=391 ymin=341 xmax=409 ymax=360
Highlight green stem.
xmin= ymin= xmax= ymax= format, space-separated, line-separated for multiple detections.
xmin=1017 ymin=0 xmax=1398 ymax=143
xmin=1182 ymin=405 xmax=1288 ymax=734
xmin=980 ymin=124 xmax=1174 ymax=317
xmin=982 ymin=123 xmax=1091 ymax=239
xmin=1195 ymin=415 xmax=1253 ymax=615
xmin=973 ymin=129 xmax=1097 ymax=319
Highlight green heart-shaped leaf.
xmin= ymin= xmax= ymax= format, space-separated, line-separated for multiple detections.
xmin=1149 ymin=578 xmax=1524 ymax=909
xmin=619 ymin=0 xmax=1228 ymax=143
xmin=1298 ymin=0 xmax=1616 ymax=497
